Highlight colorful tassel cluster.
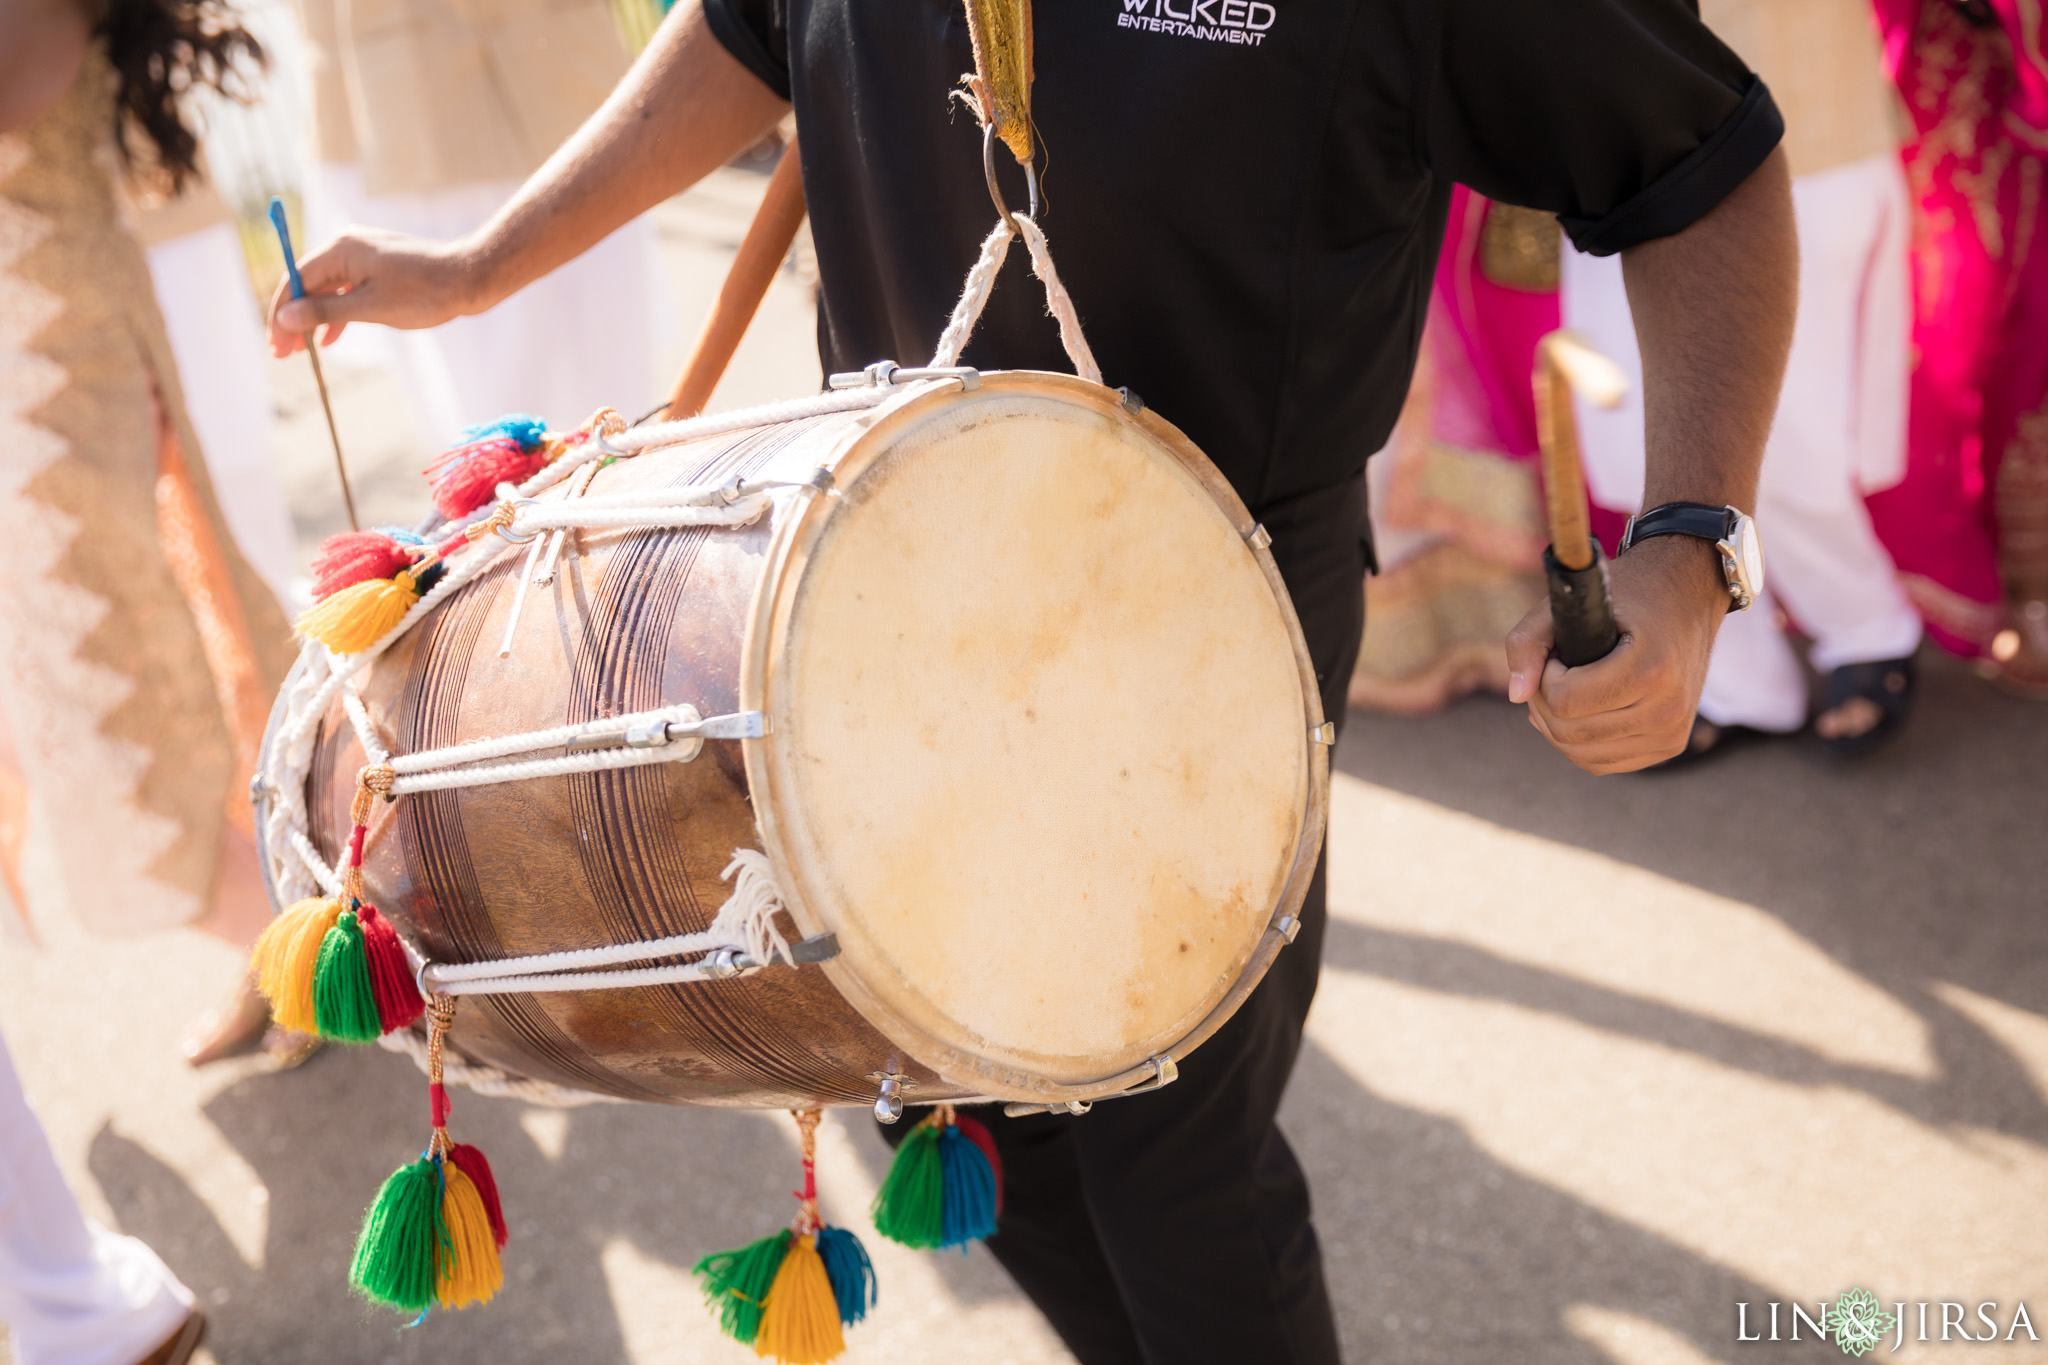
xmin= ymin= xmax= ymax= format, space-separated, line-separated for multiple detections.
xmin=424 ymin=414 xmax=553 ymax=519
xmin=872 ymin=1105 xmax=1002 ymax=1250
xmin=694 ymin=1110 xmax=876 ymax=1363
xmin=295 ymin=410 xmax=635 ymax=654
xmin=252 ymin=769 xmax=424 ymax=1039
xmin=351 ymin=998 xmax=508 ymax=1315
xmin=295 ymin=526 xmax=464 ymax=655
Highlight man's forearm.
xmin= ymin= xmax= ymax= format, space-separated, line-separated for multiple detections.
xmin=460 ymin=0 xmax=790 ymax=313
xmin=1620 ymin=146 xmax=1798 ymax=517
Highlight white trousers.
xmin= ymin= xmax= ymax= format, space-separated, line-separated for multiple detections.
xmin=1561 ymin=153 xmax=1924 ymax=731
xmin=144 ymin=222 xmax=303 ymax=606
xmin=304 ymin=163 xmax=668 ymax=446
xmin=0 ymin=1032 xmax=191 ymax=1365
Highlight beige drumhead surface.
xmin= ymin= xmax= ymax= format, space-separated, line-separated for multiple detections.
xmin=756 ymin=377 xmax=1312 ymax=1092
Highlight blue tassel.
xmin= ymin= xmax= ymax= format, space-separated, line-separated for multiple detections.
xmin=455 ymin=414 xmax=548 ymax=449
xmin=813 ymin=1224 xmax=877 ymax=1326
xmin=936 ymin=1125 xmax=998 ymax=1248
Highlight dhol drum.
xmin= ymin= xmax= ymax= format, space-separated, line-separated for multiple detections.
xmin=258 ymin=367 xmax=1329 ymax=1114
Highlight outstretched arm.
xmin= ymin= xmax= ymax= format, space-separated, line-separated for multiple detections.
xmin=268 ymin=0 xmax=788 ymax=352
xmin=1505 ymin=145 xmax=1798 ymax=773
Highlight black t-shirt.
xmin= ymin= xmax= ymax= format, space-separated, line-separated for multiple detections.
xmin=704 ymin=0 xmax=1779 ymax=507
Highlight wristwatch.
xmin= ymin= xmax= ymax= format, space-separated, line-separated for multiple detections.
xmin=1620 ymin=502 xmax=1765 ymax=611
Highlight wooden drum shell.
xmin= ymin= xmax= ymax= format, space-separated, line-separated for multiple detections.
xmin=307 ymin=415 xmax=942 ymax=1107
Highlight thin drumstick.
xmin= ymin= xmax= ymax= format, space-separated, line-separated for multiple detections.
xmin=1533 ymin=330 xmax=1625 ymax=666
xmin=269 ymin=197 xmax=359 ymax=532
xmin=664 ymin=139 xmax=808 ymax=421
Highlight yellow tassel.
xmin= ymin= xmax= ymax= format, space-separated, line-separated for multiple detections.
xmin=266 ymin=898 xmax=341 ymax=1034
xmin=436 ymin=1162 xmax=504 ymax=1309
xmin=252 ymin=897 xmax=324 ymax=998
xmin=253 ymin=897 xmax=341 ymax=1033
xmin=295 ymin=570 xmax=419 ymax=654
xmin=753 ymin=1234 xmax=843 ymax=1363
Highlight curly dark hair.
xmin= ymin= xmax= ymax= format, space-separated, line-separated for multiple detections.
xmin=92 ymin=0 xmax=265 ymax=192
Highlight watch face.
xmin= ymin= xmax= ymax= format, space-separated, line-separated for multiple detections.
xmin=1724 ymin=511 xmax=1765 ymax=606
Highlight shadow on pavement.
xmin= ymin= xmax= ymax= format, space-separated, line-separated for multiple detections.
xmin=1285 ymin=1040 xmax=1839 ymax=1364
xmin=1335 ymin=645 xmax=2048 ymax=1139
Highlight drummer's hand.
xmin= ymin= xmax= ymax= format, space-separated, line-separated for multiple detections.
xmin=1504 ymin=536 xmax=1729 ymax=774
xmin=267 ymin=228 xmax=479 ymax=356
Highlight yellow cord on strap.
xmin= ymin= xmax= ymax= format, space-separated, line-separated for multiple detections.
xmin=962 ymin=0 xmax=1034 ymax=165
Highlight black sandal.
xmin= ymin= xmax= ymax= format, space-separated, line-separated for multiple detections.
xmin=1815 ymin=656 xmax=1915 ymax=757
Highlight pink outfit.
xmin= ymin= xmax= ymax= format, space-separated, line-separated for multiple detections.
xmin=1430 ymin=186 xmax=1555 ymax=470
xmin=1866 ymin=0 xmax=2048 ymax=654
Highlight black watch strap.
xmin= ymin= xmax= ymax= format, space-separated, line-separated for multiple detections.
xmin=1622 ymin=502 xmax=1733 ymax=551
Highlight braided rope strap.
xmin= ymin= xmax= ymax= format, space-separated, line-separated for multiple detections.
xmin=929 ymin=214 xmax=1100 ymax=384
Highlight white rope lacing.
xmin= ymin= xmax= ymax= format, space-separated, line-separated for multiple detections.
xmin=421 ymin=851 xmax=791 ymax=996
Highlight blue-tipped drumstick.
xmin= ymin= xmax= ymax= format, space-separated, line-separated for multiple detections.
xmin=269 ymin=196 xmax=358 ymax=531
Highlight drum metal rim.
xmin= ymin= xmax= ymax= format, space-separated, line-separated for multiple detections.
xmin=251 ymin=649 xmax=311 ymax=917
xmin=738 ymin=370 xmax=1331 ymax=1106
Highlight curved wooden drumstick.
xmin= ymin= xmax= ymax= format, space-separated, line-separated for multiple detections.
xmin=664 ymin=138 xmax=809 ymax=420
xmin=1533 ymin=330 xmax=1627 ymax=666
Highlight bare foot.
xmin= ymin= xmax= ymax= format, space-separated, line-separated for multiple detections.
xmin=181 ymin=972 xmax=271 ymax=1065
xmin=1989 ymin=599 xmax=2048 ymax=698
xmin=258 ymin=1024 xmax=322 ymax=1072
xmin=1814 ymin=694 xmax=1883 ymax=741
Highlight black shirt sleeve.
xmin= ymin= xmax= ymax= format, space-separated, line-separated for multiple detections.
xmin=1426 ymin=0 xmax=1784 ymax=255
xmin=703 ymin=0 xmax=792 ymax=100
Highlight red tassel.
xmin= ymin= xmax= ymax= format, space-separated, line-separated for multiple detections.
xmin=446 ymin=1143 xmax=508 ymax=1249
xmin=426 ymin=439 xmax=551 ymax=519
xmin=309 ymin=531 xmax=421 ymax=600
xmin=954 ymin=1115 xmax=1003 ymax=1215
xmin=356 ymin=903 xmax=425 ymax=1032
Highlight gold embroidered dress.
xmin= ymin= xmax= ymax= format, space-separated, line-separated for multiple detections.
xmin=0 ymin=50 xmax=293 ymax=935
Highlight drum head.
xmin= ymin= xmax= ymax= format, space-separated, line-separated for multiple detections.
xmin=749 ymin=374 xmax=1319 ymax=1097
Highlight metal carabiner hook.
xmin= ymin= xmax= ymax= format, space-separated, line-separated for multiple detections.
xmin=982 ymin=123 xmax=1041 ymax=230
xmin=983 ymin=122 xmax=1018 ymax=233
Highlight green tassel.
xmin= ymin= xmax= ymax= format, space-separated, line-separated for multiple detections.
xmin=313 ymin=908 xmax=382 ymax=1042
xmin=350 ymin=1158 xmax=445 ymax=1313
xmin=871 ymin=1122 xmax=946 ymax=1250
xmin=692 ymin=1228 xmax=791 ymax=1345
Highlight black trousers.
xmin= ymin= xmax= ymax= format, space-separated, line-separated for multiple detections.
xmin=882 ymin=473 xmax=1368 ymax=1365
